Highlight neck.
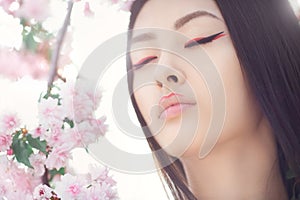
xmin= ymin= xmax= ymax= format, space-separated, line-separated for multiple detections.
xmin=180 ymin=117 xmax=288 ymax=200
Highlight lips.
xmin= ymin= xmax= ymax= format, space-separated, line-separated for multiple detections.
xmin=158 ymin=93 xmax=196 ymax=119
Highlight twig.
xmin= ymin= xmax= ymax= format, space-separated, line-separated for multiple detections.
xmin=47 ymin=0 xmax=74 ymax=94
xmin=42 ymin=167 xmax=50 ymax=186
xmin=57 ymin=72 xmax=67 ymax=82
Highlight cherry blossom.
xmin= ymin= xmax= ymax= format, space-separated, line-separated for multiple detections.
xmin=29 ymin=153 xmax=47 ymax=177
xmin=33 ymin=184 xmax=53 ymax=200
xmin=16 ymin=0 xmax=50 ymax=22
xmin=0 ymin=133 xmax=12 ymax=151
xmin=0 ymin=180 xmax=12 ymax=197
xmin=0 ymin=0 xmax=17 ymax=15
xmin=109 ymin=0 xmax=135 ymax=11
xmin=88 ymin=165 xmax=116 ymax=186
xmin=0 ymin=111 xmax=20 ymax=133
xmin=38 ymin=98 xmax=65 ymax=129
xmin=120 ymin=0 xmax=135 ymax=11
xmin=31 ymin=126 xmax=47 ymax=139
xmin=0 ymin=49 xmax=49 ymax=80
xmin=6 ymin=148 xmax=13 ymax=155
xmin=0 ymin=0 xmax=118 ymax=197
xmin=73 ymin=91 xmax=96 ymax=123
xmin=5 ymin=190 xmax=33 ymax=200
xmin=59 ymin=80 xmax=76 ymax=119
xmin=75 ymin=116 xmax=107 ymax=146
xmin=10 ymin=162 xmax=41 ymax=193
xmin=45 ymin=143 xmax=73 ymax=170
xmin=86 ymin=183 xmax=118 ymax=200
xmin=55 ymin=174 xmax=87 ymax=200
xmin=84 ymin=2 xmax=94 ymax=17
xmin=44 ymin=125 xmax=64 ymax=147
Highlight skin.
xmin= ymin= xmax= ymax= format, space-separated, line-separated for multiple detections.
xmin=129 ymin=0 xmax=288 ymax=199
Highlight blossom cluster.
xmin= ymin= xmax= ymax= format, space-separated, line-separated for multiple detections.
xmin=0 ymin=81 xmax=118 ymax=199
xmin=34 ymin=166 xmax=117 ymax=200
xmin=0 ymin=0 xmax=121 ymax=199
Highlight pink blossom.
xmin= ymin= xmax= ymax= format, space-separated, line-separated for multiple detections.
xmin=0 ymin=112 xmax=20 ymax=133
xmin=16 ymin=0 xmax=50 ymax=22
xmin=9 ymin=161 xmax=41 ymax=193
xmin=59 ymin=80 xmax=76 ymax=119
xmin=38 ymin=98 xmax=65 ymax=129
xmin=73 ymin=92 xmax=95 ymax=123
xmin=0 ymin=0 xmax=17 ymax=15
xmin=33 ymin=184 xmax=53 ymax=200
xmin=0 ymin=156 xmax=10 ymax=178
xmin=110 ymin=0 xmax=120 ymax=4
xmin=108 ymin=0 xmax=135 ymax=11
xmin=0 ymin=159 xmax=35 ymax=200
xmin=0 ymin=180 xmax=12 ymax=197
xmin=85 ymin=87 xmax=102 ymax=110
xmin=59 ymin=81 xmax=103 ymax=122
xmin=84 ymin=2 xmax=94 ymax=17
xmin=31 ymin=126 xmax=47 ymax=139
xmin=120 ymin=0 xmax=135 ymax=11
xmin=86 ymin=183 xmax=118 ymax=200
xmin=0 ymin=133 xmax=12 ymax=152
xmin=75 ymin=116 xmax=107 ymax=146
xmin=55 ymin=174 xmax=87 ymax=200
xmin=88 ymin=165 xmax=116 ymax=186
xmin=46 ymin=125 xmax=64 ymax=147
xmin=89 ymin=116 xmax=107 ymax=136
xmin=0 ymin=49 xmax=49 ymax=80
xmin=64 ymin=128 xmax=83 ymax=147
xmin=45 ymin=143 xmax=73 ymax=170
xmin=72 ymin=84 xmax=102 ymax=123
xmin=29 ymin=153 xmax=46 ymax=177
xmin=6 ymin=148 xmax=13 ymax=155
xmin=6 ymin=190 xmax=33 ymax=200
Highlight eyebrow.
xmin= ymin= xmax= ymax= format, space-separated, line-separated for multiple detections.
xmin=131 ymin=10 xmax=221 ymax=45
xmin=174 ymin=10 xmax=221 ymax=30
xmin=131 ymin=32 xmax=156 ymax=44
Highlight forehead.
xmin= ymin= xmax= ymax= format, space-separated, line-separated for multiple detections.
xmin=133 ymin=0 xmax=223 ymax=30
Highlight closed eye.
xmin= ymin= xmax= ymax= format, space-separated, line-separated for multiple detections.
xmin=184 ymin=31 xmax=226 ymax=48
xmin=132 ymin=55 xmax=158 ymax=70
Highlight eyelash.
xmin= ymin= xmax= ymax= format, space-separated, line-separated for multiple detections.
xmin=184 ymin=31 xmax=226 ymax=48
xmin=132 ymin=31 xmax=225 ymax=69
xmin=132 ymin=55 xmax=158 ymax=70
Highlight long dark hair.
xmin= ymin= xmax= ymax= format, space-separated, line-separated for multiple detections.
xmin=126 ymin=0 xmax=300 ymax=199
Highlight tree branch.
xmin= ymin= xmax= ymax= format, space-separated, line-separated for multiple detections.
xmin=47 ymin=0 xmax=74 ymax=94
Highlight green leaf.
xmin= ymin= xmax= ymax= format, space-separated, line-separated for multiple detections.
xmin=27 ymin=134 xmax=47 ymax=154
xmin=64 ymin=118 xmax=74 ymax=128
xmin=12 ymin=131 xmax=21 ymax=144
xmin=12 ymin=137 xmax=33 ymax=168
xmin=49 ymin=168 xmax=65 ymax=182
xmin=23 ymin=31 xmax=38 ymax=52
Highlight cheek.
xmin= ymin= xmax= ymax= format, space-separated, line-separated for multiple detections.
xmin=210 ymin=39 xmax=262 ymax=143
xmin=134 ymin=86 xmax=156 ymax=125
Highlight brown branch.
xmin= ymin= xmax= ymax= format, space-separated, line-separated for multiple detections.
xmin=57 ymin=72 xmax=67 ymax=82
xmin=47 ymin=0 xmax=74 ymax=94
xmin=43 ymin=0 xmax=74 ymax=184
xmin=42 ymin=167 xmax=50 ymax=186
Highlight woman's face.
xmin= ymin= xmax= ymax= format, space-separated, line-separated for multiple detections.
xmin=129 ymin=0 xmax=263 ymax=158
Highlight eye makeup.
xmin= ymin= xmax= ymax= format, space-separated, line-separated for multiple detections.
xmin=184 ymin=31 xmax=226 ymax=48
xmin=131 ymin=31 xmax=226 ymax=70
xmin=132 ymin=55 xmax=158 ymax=70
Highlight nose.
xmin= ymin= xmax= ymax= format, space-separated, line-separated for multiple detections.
xmin=154 ymin=52 xmax=186 ymax=88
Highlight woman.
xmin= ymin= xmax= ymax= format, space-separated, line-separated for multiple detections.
xmin=126 ymin=0 xmax=300 ymax=199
